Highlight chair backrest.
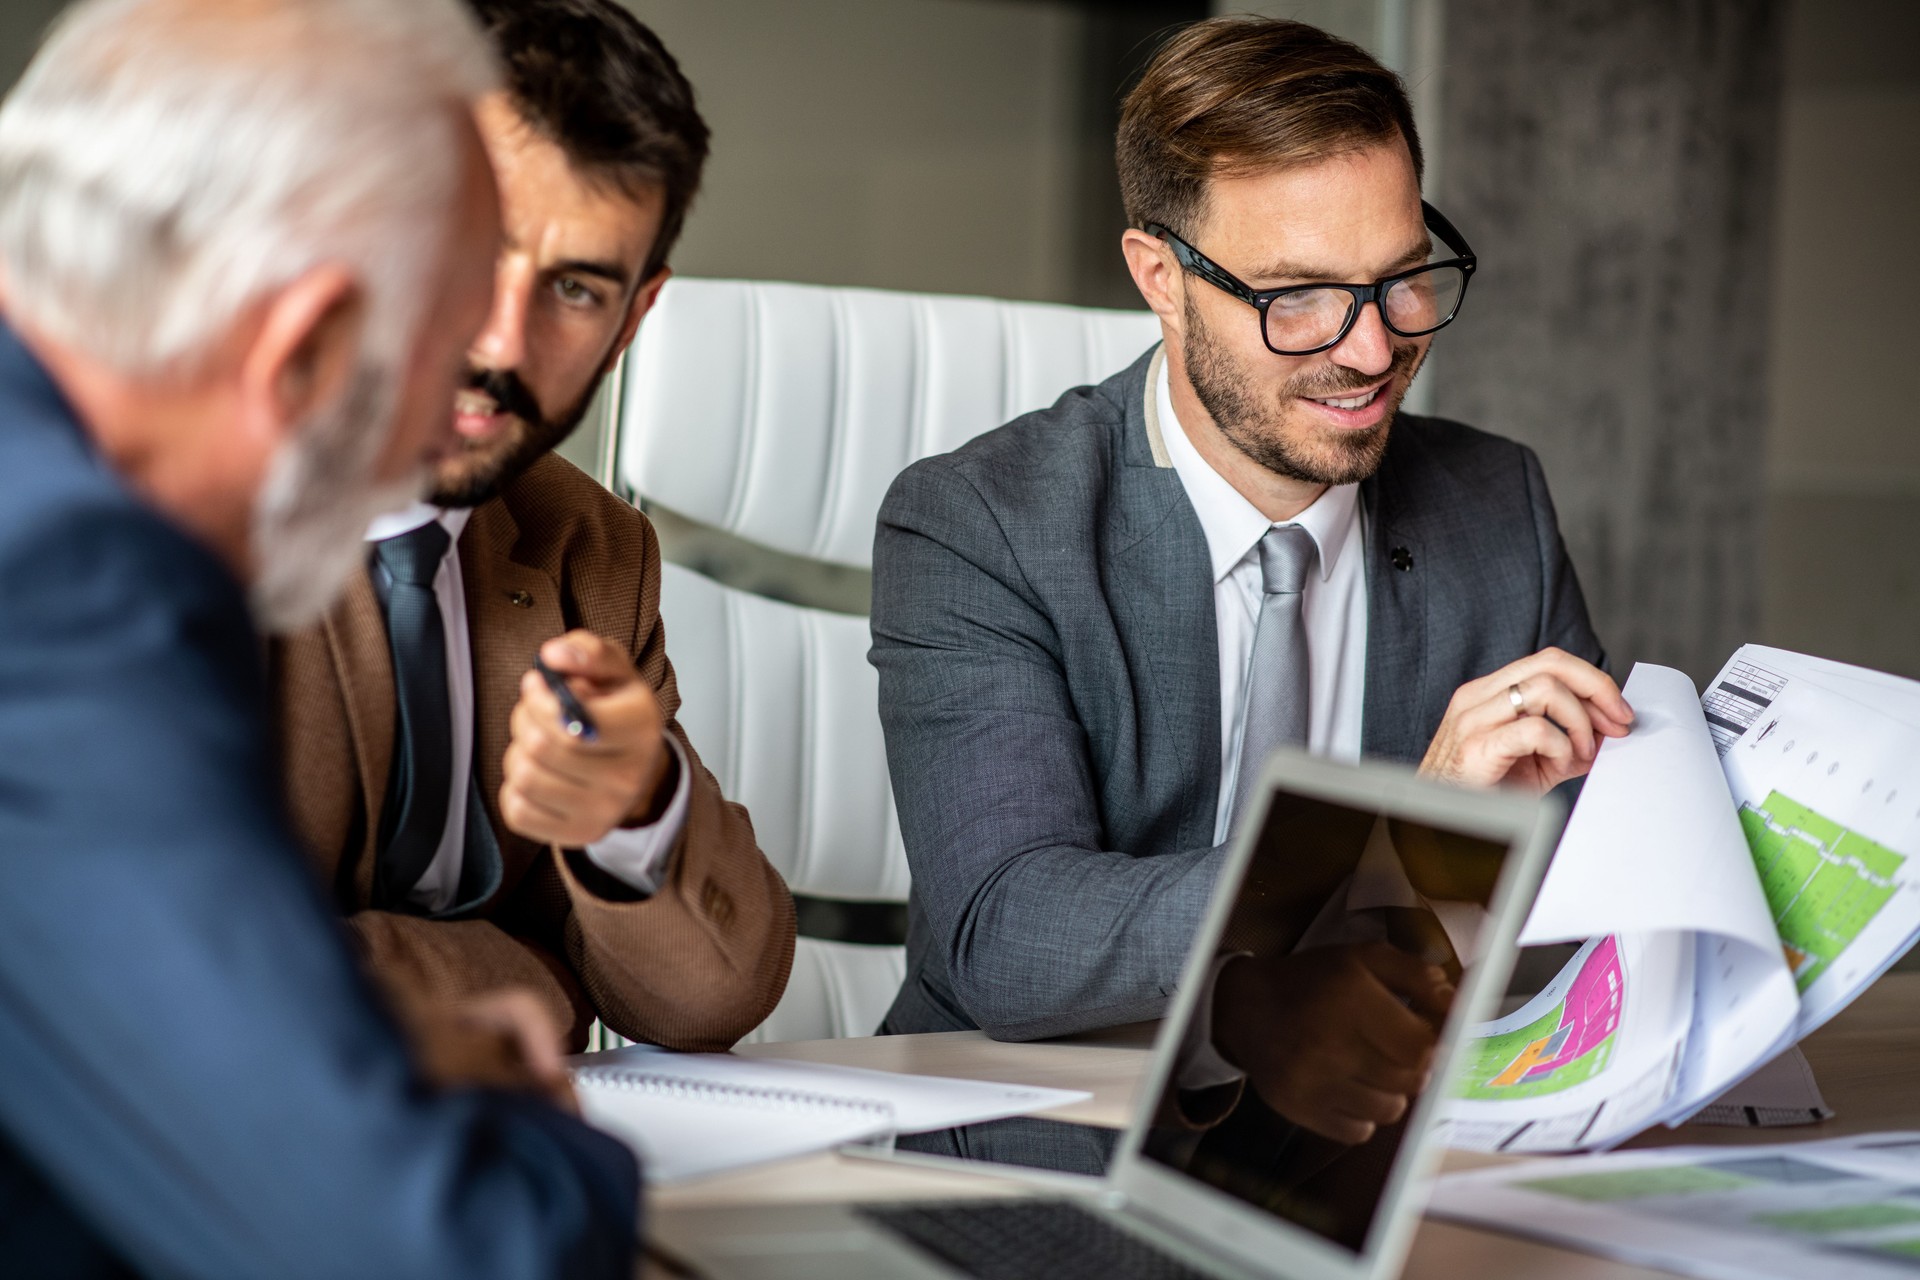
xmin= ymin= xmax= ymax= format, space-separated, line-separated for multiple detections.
xmin=618 ymin=278 xmax=1161 ymax=1042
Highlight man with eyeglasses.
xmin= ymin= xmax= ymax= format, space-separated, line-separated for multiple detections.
xmin=871 ymin=15 xmax=1630 ymax=1154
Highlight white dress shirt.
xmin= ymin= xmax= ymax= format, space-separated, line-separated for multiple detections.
xmin=365 ymin=503 xmax=688 ymax=914
xmin=1158 ymin=363 xmax=1374 ymax=1092
xmin=1155 ymin=360 xmax=1369 ymax=845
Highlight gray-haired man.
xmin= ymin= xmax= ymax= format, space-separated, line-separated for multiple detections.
xmin=0 ymin=0 xmax=638 ymax=1274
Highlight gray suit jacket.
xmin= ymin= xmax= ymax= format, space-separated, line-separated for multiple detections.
xmin=871 ymin=345 xmax=1603 ymax=1042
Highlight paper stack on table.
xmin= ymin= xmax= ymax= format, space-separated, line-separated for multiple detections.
xmin=1441 ymin=646 xmax=1920 ymax=1153
xmin=570 ymin=1045 xmax=1092 ymax=1183
xmin=1432 ymin=1131 xmax=1920 ymax=1280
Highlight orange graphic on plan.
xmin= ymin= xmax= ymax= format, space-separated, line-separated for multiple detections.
xmin=1489 ymin=1024 xmax=1575 ymax=1087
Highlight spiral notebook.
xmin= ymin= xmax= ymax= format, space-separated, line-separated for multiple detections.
xmin=571 ymin=1049 xmax=1091 ymax=1184
xmin=573 ymin=1065 xmax=896 ymax=1184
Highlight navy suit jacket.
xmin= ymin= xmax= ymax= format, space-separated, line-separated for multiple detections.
xmin=0 ymin=324 xmax=640 ymax=1279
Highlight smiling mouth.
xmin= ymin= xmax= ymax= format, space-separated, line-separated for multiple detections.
xmin=1303 ymin=382 xmax=1388 ymax=411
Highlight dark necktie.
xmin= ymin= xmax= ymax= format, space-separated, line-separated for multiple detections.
xmin=1230 ymin=524 xmax=1318 ymax=831
xmin=372 ymin=521 xmax=454 ymax=907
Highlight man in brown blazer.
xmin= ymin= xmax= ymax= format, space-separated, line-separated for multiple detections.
xmin=273 ymin=0 xmax=794 ymax=1058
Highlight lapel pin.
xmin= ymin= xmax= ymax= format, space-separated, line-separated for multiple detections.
xmin=508 ymin=590 xmax=534 ymax=609
xmin=1390 ymin=546 xmax=1413 ymax=572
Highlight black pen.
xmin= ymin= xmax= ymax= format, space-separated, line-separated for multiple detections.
xmin=533 ymin=653 xmax=599 ymax=742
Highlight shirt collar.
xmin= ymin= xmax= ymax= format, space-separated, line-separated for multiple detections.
xmin=364 ymin=502 xmax=472 ymax=545
xmin=1156 ymin=355 xmax=1358 ymax=586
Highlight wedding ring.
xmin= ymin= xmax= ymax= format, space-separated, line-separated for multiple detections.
xmin=1508 ymin=683 xmax=1528 ymax=717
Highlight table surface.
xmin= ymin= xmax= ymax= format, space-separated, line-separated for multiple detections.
xmin=647 ymin=972 xmax=1920 ymax=1278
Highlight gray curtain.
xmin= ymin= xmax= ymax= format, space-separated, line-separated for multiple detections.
xmin=1430 ymin=0 xmax=1785 ymax=683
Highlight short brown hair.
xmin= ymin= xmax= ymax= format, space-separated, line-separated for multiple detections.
xmin=1117 ymin=16 xmax=1421 ymax=236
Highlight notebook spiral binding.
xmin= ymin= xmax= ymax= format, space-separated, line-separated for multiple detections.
xmin=573 ymin=1067 xmax=897 ymax=1124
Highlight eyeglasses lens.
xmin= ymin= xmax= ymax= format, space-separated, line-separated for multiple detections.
xmin=1263 ymin=289 xmax=1358 ymax=354
xmin=1261 ymin=264 xmax=1468 ymax=354
xmin=1383 ymin=265 xmax=1466 ymax=336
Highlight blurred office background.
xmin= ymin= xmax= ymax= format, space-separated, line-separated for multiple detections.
xmin=2 ymin=0 xmax=1913 ymax=687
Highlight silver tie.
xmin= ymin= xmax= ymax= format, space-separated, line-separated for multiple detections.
xmin=1230 ymin=524 xmax=1318 ymax=830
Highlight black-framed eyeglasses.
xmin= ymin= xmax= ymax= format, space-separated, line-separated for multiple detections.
xmin=1147 ymin=201 xmax=1477 ymax=357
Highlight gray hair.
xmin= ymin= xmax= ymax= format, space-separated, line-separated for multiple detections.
xmin=0 ymin=0 xmax=500 ymax=374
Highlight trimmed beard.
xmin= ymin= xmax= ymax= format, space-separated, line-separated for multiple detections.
xmin=427 ymin=362 xmax=604 ymax=508
xmin=249 ymin=362 xmax=423 ymax=633
xmin=1182 ymin=290 xmax=1422 ymax=487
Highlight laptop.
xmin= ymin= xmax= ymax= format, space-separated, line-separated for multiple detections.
xmin=652 ymin=748 xmax=1563 ymax=1280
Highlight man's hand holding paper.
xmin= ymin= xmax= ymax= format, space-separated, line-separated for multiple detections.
xmin=1421 ymin=647 xmax=1635 ymax=792
xmin=1446 ymin=647 xmax=1920 ymax=1154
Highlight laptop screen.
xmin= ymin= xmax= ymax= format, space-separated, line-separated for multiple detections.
xmin=1138 ymin=782 xmax=1515 ymax=1256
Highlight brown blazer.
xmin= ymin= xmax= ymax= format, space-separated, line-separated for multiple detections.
xmin=271 ymin=453 xmax=795 ymax=1052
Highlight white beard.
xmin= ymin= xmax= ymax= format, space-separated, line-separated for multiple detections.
xmin=249 ymin=364 xmax=424 ymax=633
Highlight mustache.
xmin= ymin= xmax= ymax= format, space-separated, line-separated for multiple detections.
xmin=1285 ymin=343 xmax=1422 ymax=399
xmin=464 ymin=365 xmax=545 ymax=427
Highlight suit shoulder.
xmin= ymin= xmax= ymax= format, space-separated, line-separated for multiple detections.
xmin=1398 ymin=413 xmax=1535 ymax=463
xmin=0 ymin=346 xmax=227 ymax=614
xmin=1385 ymin=413 xmax=1549 ymax=498
xmin=0 ymin=395 xmax=119 ymax=547
xmin=510 ymin=451 xmax=648 ymax=528
xmin=1375 ymin=413 xmax=1568 ymax=572
xmin=0 ymin=444 xmax=260 ymax=787
xmin=492 ymin=452 xmax=656 ymax=568
xmin=884 ymin=376 xmax=1127 ymax=524
xmin=0 ymin=427 xmax=235 ymax=637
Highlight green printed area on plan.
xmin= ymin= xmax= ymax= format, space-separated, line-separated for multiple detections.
xmin=1518 ymin=1165 xmax=1755 ymax=1203
xmin=1754 ymin=1203 xmax=1920 ymax=1235
xmin=1878 ymin=1240 xmax=1920 ymax=1259
xmin=1741 ymin=791 xmax=1906 ymax=992
xmin=1456 ymin=1000 xmax=1614 ymax=1101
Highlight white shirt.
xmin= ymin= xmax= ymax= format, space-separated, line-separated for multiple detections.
xmin=1155 ymin=360 xmax=1369 ymax=845
xmin=365 ymin=503 xmax=688 ymax=914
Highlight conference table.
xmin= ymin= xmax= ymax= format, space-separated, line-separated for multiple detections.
xmin=643 ymin=972 xmax=1920 ymax=1278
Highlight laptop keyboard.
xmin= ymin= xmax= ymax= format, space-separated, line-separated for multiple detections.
xmin=860 ymin=1199 xmax=1214 ymax=1280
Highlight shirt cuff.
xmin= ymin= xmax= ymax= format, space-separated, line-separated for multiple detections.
xmin=1177 ymin=952 xmax=1250 ymax=1092
xmin=580 ymin=736 xmax=689 ymax=896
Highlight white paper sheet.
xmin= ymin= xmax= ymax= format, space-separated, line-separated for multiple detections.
xmin=1730 ymin=646 xmax=1920 ymax=733
xmin=1707 ymin=649 xmax=1920 ymax=1036
xmin=1444 ymin=932 xmax=1695 ymax=1153
xmin=1691 ymin=1044 xmax=1833 ymax=1127
xmin=1666 ymin=927 xmax=1800 ymax=1123
xmin=569 ymin=1046 xmax=1094 ymax=1182
xmin=1522 ymin=663 xmax=1779 ymax=955
xmin=1445 ymin=650 xmax=1918 ymax=1154
xmin=574 ymin=1046 xmax=1091 ymax=1133
xmin=573 ymin=1067 xmax=895 ymax=1183
xmin=1431 ymin=1133 xmax=1920 ymax=1280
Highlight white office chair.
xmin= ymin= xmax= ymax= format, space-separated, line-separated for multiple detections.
xmin=614 ymin=278 xmax=1160 ymax=1043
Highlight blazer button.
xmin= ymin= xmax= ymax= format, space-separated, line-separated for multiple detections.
xmin=508 ymin=590 xmax=535 ymax=609
xmin=1390 ymin=546 xmax=1414 ymax=572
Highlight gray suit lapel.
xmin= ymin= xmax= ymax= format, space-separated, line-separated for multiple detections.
xmin=1360 ymin=419 xmax=1430 ymax=763
xmin=1107 ymin=346 xmax=1221 ymax=846
xmin=1105 ymin=353 xmax=1440 ymax=804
